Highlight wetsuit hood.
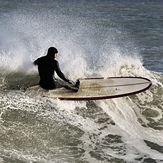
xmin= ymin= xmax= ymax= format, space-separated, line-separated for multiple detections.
xmin=47 ymin=47 xmax=58 ymax=58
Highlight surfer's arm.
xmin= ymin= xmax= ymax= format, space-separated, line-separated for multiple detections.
xmin=55 ymin=60 xmax=73 ymax=84
xmin=33 ymin=59 xmax=39 ymax=65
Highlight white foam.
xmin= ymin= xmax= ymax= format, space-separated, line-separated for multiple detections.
xmin=98 ymin=99 xmax=163 ymax=161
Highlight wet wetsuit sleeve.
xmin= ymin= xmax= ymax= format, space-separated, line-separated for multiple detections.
xmin=33 ymin=58 xmax=39 ymax=65
xmin=55 ymin=60 xmax=70 ymax=83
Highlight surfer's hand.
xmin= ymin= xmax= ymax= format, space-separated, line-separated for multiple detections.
xmin=75 ymin=79 xmax=80 ymax=88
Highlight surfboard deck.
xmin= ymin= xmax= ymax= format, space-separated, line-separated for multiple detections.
xmin=27 ymin=77 xmax=152 ymax=101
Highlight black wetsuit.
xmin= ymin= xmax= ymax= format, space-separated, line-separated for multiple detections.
xmin=34 ymin=55 xmax=70 ymax=90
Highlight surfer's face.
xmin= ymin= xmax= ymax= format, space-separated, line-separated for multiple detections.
xmin=54 ymin=53 xmax=58 ymax=58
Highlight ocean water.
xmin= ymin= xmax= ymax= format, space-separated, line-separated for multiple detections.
xmin=0 ymin=0 xmax=163 ymax=163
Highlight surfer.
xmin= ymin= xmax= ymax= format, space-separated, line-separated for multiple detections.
xmin=33 ymin=47 xmax=75 ymax=90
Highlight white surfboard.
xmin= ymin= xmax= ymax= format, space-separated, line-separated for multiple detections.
xmin=28 ymin=77 xmax=152 ymax=101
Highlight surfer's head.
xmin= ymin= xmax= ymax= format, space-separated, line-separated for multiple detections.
xmin=47 ymin=47 xmax=58 ymax=58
